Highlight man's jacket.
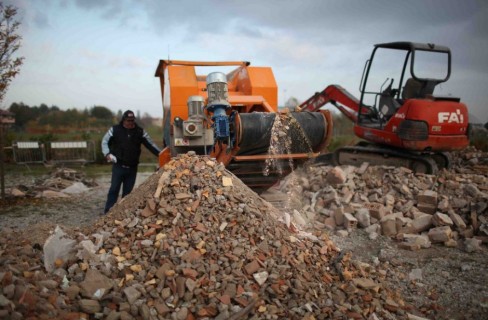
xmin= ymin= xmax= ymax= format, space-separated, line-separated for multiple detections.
xmin=101 ymin=124 xmax=160 ymax=167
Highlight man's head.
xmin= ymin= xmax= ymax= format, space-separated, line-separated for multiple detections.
xmin=121 ymin=110 xmax=136 ymax=129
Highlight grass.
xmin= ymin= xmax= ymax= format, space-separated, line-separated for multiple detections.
xmin=327 ymin=135 xmax=361 ymax=152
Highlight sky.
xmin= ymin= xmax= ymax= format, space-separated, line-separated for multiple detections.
xmin=3 ymin=0 xmax=488 ymax=123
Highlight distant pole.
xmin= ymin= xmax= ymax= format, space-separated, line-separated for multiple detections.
xmin=0 ymin=110 xmax=15 ymax=199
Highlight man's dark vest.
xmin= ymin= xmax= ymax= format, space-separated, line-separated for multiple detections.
xmin=109 ymin=124 xmax=144 ymax=167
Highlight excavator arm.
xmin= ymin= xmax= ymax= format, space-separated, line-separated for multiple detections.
xmin=297 ymin=84 xmax=374 ymax=123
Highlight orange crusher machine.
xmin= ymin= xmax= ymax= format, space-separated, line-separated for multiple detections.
xmin=154 ymin=60 xmax=332 ymax=193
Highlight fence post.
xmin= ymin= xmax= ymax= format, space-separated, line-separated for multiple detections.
xmin=0 ymin=125 xmax=5 ymax=199
xmin=0 ymin=111 xmax=15 ymax=198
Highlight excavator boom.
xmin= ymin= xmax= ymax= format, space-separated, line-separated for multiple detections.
xmin=297 ymin=84 xmax=375 ymax=123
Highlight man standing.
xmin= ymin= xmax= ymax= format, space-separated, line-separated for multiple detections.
xmin=101 ymin=110 xmax=161 ymax=214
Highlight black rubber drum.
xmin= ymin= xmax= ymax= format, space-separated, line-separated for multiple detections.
xmin=236 ymin=112 xmax=328 ymax=155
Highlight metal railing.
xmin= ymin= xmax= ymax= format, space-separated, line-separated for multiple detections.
xmin=12 ymin=141 xmax=96 ymax=164
xmin=47 ymin=141 xmax=96 ymax=164
xmin=12 ymin=141 xmax=46 ymax=164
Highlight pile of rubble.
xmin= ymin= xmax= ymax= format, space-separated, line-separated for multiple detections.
xmin=0 ymin=153 xmax=430 ymax=320
xmin=9 ymin=168 xmax=97 ymax=198
xmin=450 ymin=146 xmax=488 ymax=173
xmin=277 ymin=147 xmax=488 ymax=252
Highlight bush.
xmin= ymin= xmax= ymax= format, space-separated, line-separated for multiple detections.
xmin=469 ymin=126 xmax=488 ymax=152
xmin=327 ymin=135 xmax=360 ymax=152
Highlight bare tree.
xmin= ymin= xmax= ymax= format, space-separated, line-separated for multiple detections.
xmin=0 ymin=2 xmax=23 ymax=199
xmin=0 ymin=2 xmax=23 ymax=104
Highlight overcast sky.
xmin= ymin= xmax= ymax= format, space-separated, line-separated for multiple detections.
xmin=4 ymin=0 xmax=487 ymax=122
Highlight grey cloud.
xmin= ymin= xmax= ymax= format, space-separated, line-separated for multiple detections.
xmin=74 ymin=0 xmax=108 ymax=10
xmin=63 ymin=0 xmax=487 ymax=43
xmin=233 ymin=24 xmax=263 ymax=39
xmin=74 ymin=0 xmax=126 ymax=21
xmin=135 ymin=0 xmax=488 ymax=55
xmin=54 ymin=0 xmax=487 ymax=119
xmin=33 ymin=10 xmax=50 ymax=28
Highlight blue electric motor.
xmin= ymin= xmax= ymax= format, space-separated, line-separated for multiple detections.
xmin=206 ymin=72 xmax=231 ymax=142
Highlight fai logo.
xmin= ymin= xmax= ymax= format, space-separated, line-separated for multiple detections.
xmin=438 ymin=109 xmax=464 ymax=124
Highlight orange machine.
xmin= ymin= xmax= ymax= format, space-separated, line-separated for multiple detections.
xmin=154 ymin=60 xmax=332 ymax=192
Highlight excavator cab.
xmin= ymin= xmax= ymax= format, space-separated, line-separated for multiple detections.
xmin=357 ymin=42 xmax=451 ymax=127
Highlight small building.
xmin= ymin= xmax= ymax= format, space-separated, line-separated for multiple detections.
xmin=0 ymin=109 xmax=14 ymax=125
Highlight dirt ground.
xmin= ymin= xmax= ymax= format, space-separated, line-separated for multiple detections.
xmin=0 ymin=171 xmax=151 ymax=244
xmin=329 ymin=229 xmax=488 ymax=319
xmin=1 ymin=169 xmax=487 ymax=319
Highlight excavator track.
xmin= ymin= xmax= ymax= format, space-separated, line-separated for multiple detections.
xmin=332 ymin=143 xmax=440 ymax=174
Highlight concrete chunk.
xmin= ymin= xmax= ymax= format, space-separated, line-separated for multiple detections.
xmin=384 ymin=194 xmax=395 ymax=207
xmin=79 ymin=299 xmax=101 ymax=314
xmin=463 ymin=238 xmax=482 ymax=252
xmin=428 ymin=226 xmax=452 ymax=243
xmin=449 ymin=211 xmax=467 ymax=230
xmin=400 ymin=184 xmax=412 ymax=196
xmin=355 ymin=208 xmax=371 ymax=228
xmin=464 ymin=184 xmax=481 ymax=197
xmin=381 ymin=218 xmax=397 ymax=237
xmin=123 ymin=286 xmax=141 ymax=305
xmin=364 ymin=202 xmax=388 ymax=220
xmin=341 ymin=189 xmax=353 ymax=204
xmin=411 ymin=214 xmax=433 ymax=233
xmin=418 ymin=190 xmax=438 ymax=205
xmin=343 ymin=212 xmax=358 ymax=230
xmin=402 ymin=234 xmax=431 ymax=248
xmin=334 ymin=207 xmax=344 ymax=226
xmin=80 ymin=269 xmax=113 ymax=300
xmin=356 ymin=162 xmax=369 ymax=174
xmin=432 ymin=212 xmax=453 ymax=227
xmin=323 ymin=217 xmax=336 ymax=231
xmin=326 ymin=167 xmax=347 ymax=186
xmin=437 ymin=197 xmax=450 ymax=212
xmin=407 ymin=313 xmax=431 ymax=320
xmin=417 ymin=203 xmax=437 ymax=215
xmin=364 ymin=223 xmax=380 ymax=235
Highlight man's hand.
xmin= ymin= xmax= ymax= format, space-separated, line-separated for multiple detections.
xmin=106 ymin=154 xmax=117 ymax=163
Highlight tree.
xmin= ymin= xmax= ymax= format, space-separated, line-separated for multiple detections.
xmin=0 ymin=3 xmax=24 ymax=104
xmin=0 ymin=3 xmax=23 ymax=199
xmin=39 ymin=103 xmax=49 ymax=114
xmin=8 ymin=102 xmax=36 ymax=128
xmin=284 ymin=97 xmax=300 ymax=110
xmin=90 ymin=106 xmax=113 ymax=120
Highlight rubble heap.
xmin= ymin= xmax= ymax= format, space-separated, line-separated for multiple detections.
xmin=0 ymin=154 xmax=425 ymax=320
xmin=278 ymin=148 xmax=488 ymax=252
xmin=450 ymin=146 xmax=488 ymax=173
xmin=9 ymin=168 xmax=97 ymax=198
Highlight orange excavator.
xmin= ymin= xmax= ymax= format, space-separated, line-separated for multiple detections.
xmin=154 ymin=60 xmax=332 ymax=193
xmin=297 ymin=41 xmax=470 ymax=173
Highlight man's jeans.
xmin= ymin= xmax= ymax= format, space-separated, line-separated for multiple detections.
xmin=104 ymin=164 xmax=138 ymax=213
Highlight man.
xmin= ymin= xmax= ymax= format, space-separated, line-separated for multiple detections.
xmin=101 ymin=110 xmax=161 ymax=214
